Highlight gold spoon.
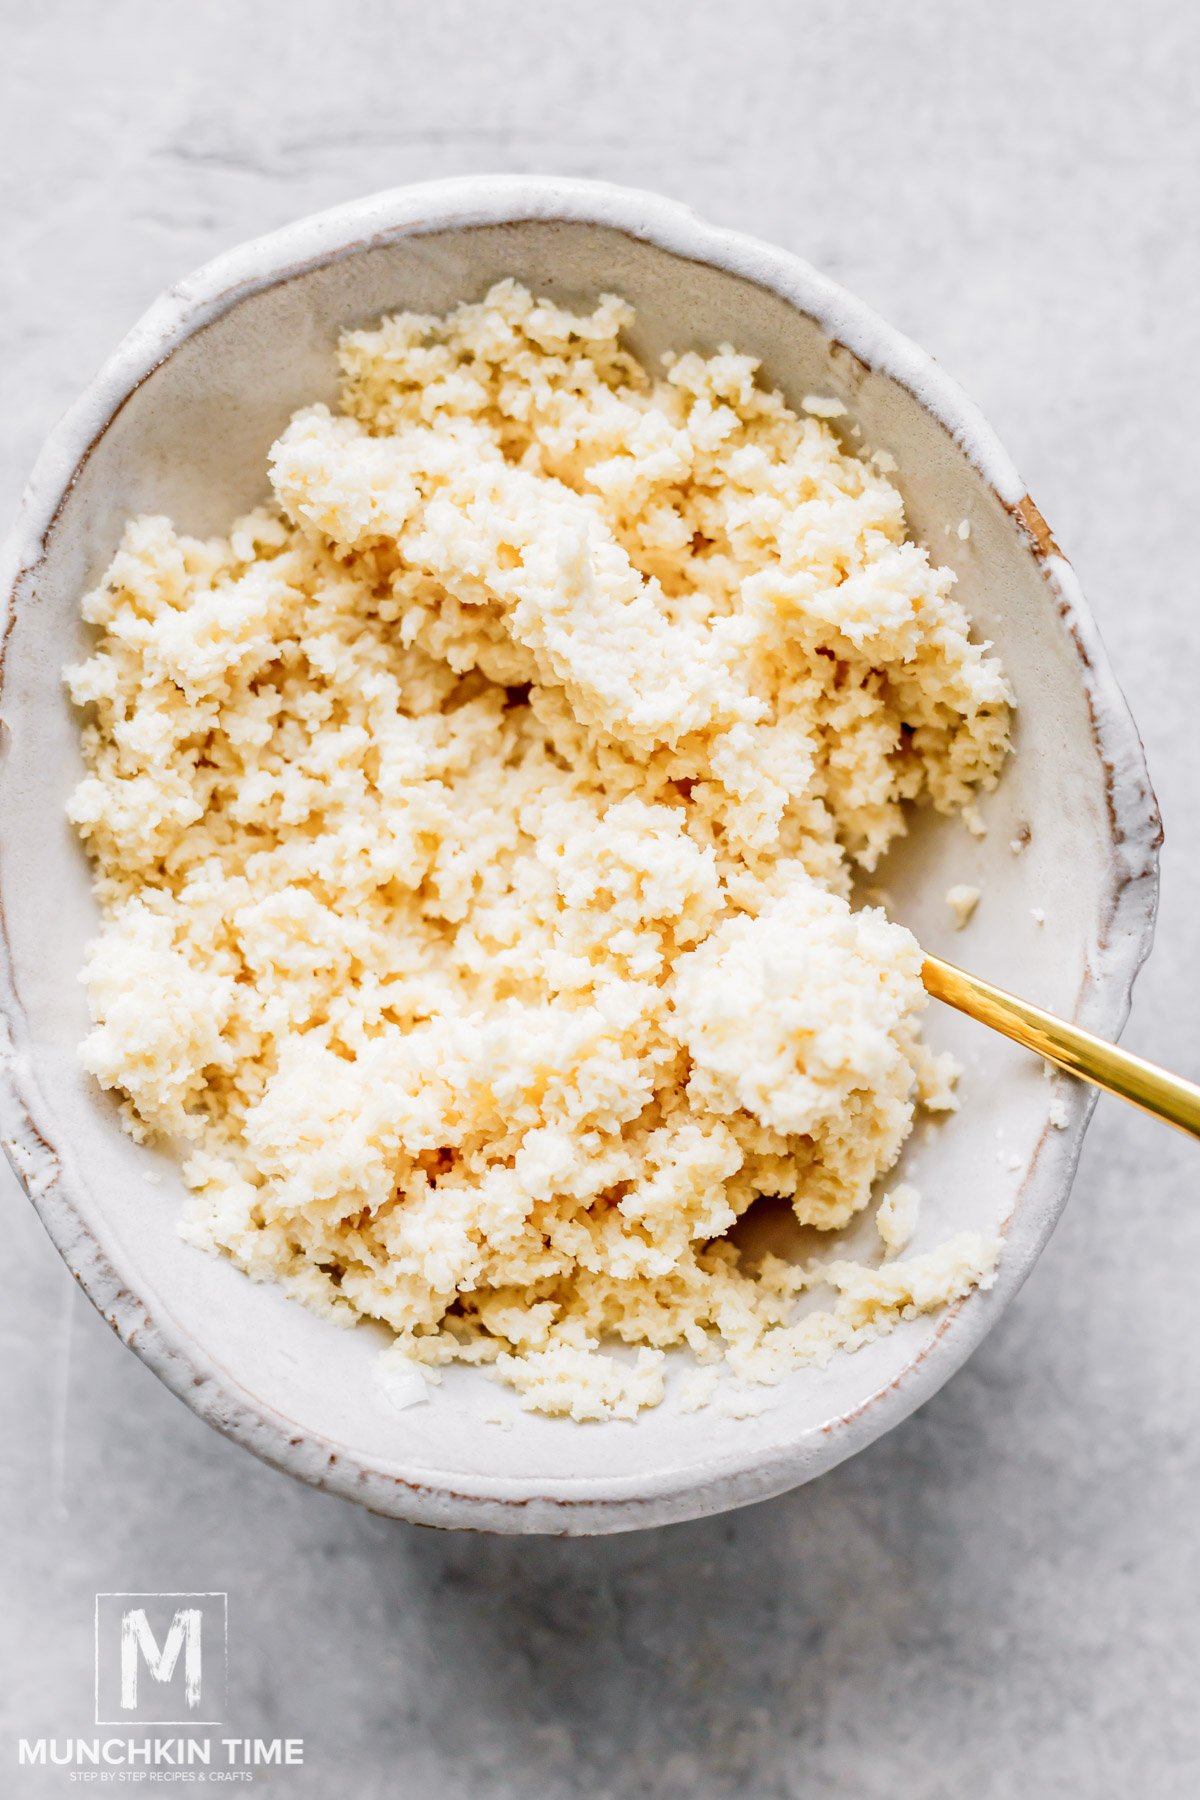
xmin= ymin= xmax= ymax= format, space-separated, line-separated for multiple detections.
xmin=922 ymin=955 xmax=1200 ymax=1139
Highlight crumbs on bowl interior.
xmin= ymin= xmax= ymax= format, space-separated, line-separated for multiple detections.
xmin=945 ymin=883 xmax=981 ymax=930
xmin=875 ymin=1181 xmax=920 ymax=1255
xmin=66 ymin=281 xmax=1012 ymax=1422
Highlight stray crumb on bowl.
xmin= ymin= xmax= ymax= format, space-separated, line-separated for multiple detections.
xmin=1048 ymin=1095 xmax=1070 ymax=1129
xmin=945 ymin=883 xmax=981 ymax=929
xmin=375 ymin=1353 xmax=435 ymax=1414
xmin=801 ymin=393 xmax=846 ymax=418
xmin=678 ymin=1366 xmax=722 ymax=1414
xmin=876 ymin=1181 xmax=920 ymax=1255
xmin=717 ymin=1389 xmax=770 ymax=1421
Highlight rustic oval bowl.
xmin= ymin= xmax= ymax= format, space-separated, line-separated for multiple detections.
xmin=0 ymin=178 xmax=1160 ymax=1533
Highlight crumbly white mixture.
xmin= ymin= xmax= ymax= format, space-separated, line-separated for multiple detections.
xmin=67 ymin=282 xmax=1011 ymax=1421
xmin=945 ymin=883 xmax=981 ymax=929
xmin=876 ymin=1181 xmax=920 ymax=1254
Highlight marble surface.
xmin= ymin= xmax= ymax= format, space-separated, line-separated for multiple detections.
xmin=2 ymin=2 xmax=1198 ymax=1793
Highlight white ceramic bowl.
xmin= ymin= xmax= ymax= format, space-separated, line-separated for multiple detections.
xmin=0 ymin=178 xmax=1160 ymax=1533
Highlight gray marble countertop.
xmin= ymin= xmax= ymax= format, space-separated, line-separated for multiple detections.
xmin=3 ymin=3 xmax=1198 ymax=1794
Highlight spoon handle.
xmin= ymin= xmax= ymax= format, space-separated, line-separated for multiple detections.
xmin=921 ymin=954 xmax=1200 ymax=1140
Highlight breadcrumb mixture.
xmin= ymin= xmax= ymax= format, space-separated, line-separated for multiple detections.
xmin=945 ymin=883 xmax=981 ymax=929
xmin=67 ymin=282 xmax=1011 ymax=1420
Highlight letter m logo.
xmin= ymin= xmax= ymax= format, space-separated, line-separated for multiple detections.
xmin=95 ymin=1593 xmax=227 ymax=1724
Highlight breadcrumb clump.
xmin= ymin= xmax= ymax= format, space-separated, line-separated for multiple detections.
xmin=67 ymin=282 xmax=1010 ymax=1420
xmin=945 ymin=882 xmax=981 ymax=929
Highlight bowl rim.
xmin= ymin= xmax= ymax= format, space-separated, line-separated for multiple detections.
xmin=0 ymin=175 xmax=1162 ymax=1533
